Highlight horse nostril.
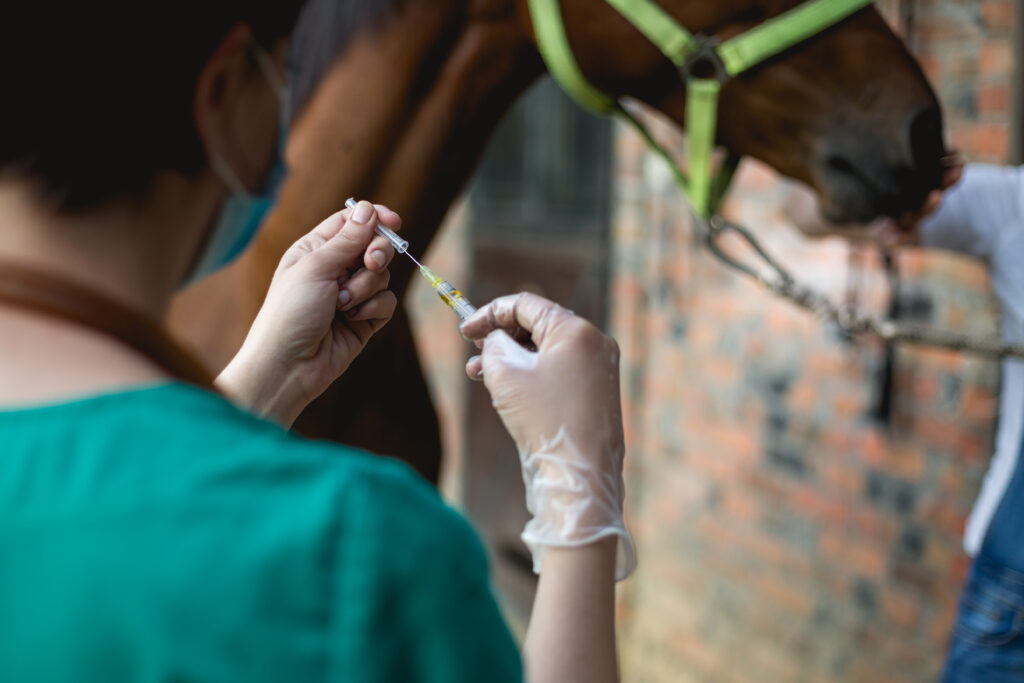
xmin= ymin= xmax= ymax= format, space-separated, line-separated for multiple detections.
xmin=906 ymin=105 xmax=944 ymax=171
xmin=826 ymin=154 xmax=859 ymax=177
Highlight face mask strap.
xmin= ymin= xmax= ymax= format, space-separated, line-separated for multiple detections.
xmin=248 ymin=39 xmax=289 ymax=115
xmin=209 ymin=153 xmax=250 ymax=198
xmin=208 ymin=39 xmax=290 ymax=200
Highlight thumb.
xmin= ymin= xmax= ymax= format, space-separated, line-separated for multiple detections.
xmin=306 ymin=202 xmax=378 ymax=280
xmin=480 ymin=330 xmax=538 ymax=388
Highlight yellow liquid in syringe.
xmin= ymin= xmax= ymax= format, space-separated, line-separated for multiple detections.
xmin=417 ymin=265 xmax=477 ymax=322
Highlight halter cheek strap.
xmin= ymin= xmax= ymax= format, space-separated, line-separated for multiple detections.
xmin=527 ymin=0 xmax=874 ymax=217
xmin=0 ymin=264 xmax=215 ymax=389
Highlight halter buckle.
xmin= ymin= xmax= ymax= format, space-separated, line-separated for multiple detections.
xmin=680 ymin=35 xmax=729 ymax=84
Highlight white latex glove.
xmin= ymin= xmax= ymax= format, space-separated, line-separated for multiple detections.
xmin=462 ymin=293 xmax=636 ymax=581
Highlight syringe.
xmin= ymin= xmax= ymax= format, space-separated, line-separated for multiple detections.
xmin=345 ymin=197 xmax=410 ymax=254
xmin=415 ymin=262 xmax=478 ymax=322
xmin=346 ymin=197 xmax=477 ymax=322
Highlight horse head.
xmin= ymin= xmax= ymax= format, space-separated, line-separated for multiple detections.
xmin=523 ymin=0 xmax=945 ymax=223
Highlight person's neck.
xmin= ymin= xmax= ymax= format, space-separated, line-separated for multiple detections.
xmin=0 ymin=178 xmax=218 ymax=407
xmin=0 ymin=182 xmax=200 ymax=316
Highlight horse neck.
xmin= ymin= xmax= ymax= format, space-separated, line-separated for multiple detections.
xmin=250 ymin=0 xmax=545 ymax=297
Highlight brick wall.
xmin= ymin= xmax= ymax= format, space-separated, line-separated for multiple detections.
xmin=612 ymin=1 xmax=1015 ymax=681
xmin=407 ymin=1 xmax=1018 ymax=680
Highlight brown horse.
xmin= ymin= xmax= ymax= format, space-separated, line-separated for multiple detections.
xmin=170 ymin=0 xmax=946 ymax=481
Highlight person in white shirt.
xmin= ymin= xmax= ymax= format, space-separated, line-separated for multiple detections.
xmin=787 ymin=163 xmax=1024 ymax=681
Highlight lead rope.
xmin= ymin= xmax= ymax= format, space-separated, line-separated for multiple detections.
xmin=618 ymin=104 xmax=1024 ymax=358
xmin=693 ymin=212 xmax=1024 ymax=358
xmin=531 ymin=0 xmax=1022 ymax=358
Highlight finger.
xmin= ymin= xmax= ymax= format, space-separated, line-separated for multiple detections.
xmin=460 ymin=292 xmax=573 ymax=347
xmin=344 ymin=290 xmax=398 ymax=322
xmin=374 ymin=204 xmax=402 ymax=232
xmin=332 ymin=316 xmax=381 ymax=354
xmin=308 ymin=209 xmax=349 ymax=243
xmin=305 ymin=202 xmax=379 ymax=280
xmin=338 ymin=267 xmax=391 ymax=310
xmin=465 ymin=355 xmax=484 ymax=381
xmin=331 ymin=294 xmax=396 ymax=351
xmin=922 ymin=190 xmax=944 ymax=216
xmin=942 ymin=165 xmax=963 ymax=190
xmin=364 ymin=233 xmax=395 ymax=272
xmin=479 ymin=330 xmax=539 ymax=386
xmin=280 ymin=210 xmax=348 ymax=270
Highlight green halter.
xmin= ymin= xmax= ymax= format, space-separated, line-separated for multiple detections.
xmin=527 ymin=0 xmax=874 ymax=217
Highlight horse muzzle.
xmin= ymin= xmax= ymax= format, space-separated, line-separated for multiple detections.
xmin=815 ymin=104 xmax=947 ymax=224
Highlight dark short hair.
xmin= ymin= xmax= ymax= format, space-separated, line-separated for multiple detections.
xmin=0 ymin=3 xmax=305 ymax=211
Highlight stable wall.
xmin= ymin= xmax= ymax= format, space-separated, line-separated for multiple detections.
xmin=613 ymin=1 xmax=1015 ymax=680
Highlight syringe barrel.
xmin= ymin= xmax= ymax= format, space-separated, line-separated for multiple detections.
xmin=451 ymin=298 xmax=477 ymax=322
xmin=344 ymin=198 xmax=410 ymax=254
xmin=435 ymin=281 xmax=477 ymax=322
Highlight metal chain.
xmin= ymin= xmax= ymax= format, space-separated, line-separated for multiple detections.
xmin=696 ymin=215 xmax=1024 ymax=359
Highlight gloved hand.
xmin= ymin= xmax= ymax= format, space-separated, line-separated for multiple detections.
xmin=462 ymin=293 xmax=636 ymax=581
xmin=217 ymin=201 xmax=398 ymax=426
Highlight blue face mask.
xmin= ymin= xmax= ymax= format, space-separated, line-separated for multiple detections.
xmin=183 ymin=42 xmax=290 ymax=286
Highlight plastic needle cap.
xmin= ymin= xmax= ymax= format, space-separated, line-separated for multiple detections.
xmin=345 ymin=198 xmax=410 ymax=254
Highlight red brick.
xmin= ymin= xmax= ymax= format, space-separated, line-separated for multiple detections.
xmin=921 ymin=501 xmax=969 ymax=540
xmin=979 ymin=41 xmax=1013 ymax=75
xmin=791 ymin=485 xmax=850 ymax=524
xmin=720 ymin=488 xmax=759 ymax=523
xmin=962 ymin=385 xmax=998 ymax=420
xmin=705 ymin=422 xmax=760 ymax=464
xmin=980 ymin=1 xmax=1015 ymax=31
xmin=972 ymin=123 xmax=1010 ymax=161
xmin=917 ymin=16 xmax=974 ymax=42
xmin=705 ymin=357 xmax=741 ymax=385
xmin=751 ymin=571 xmax=816 ymax=617
xmin=914 ymin=415 xmax=978 ymax=453
xmin=788 ymin=382 xmax=816 ymax=412
xmin=848 ymin=657 xmax=900 ymax=683
xmin=977 ymin=84 xmax=1012 ymax=114
xmin=929 ymin=607 xmax=959 ymax=647
xmin=850 ymin=507 xmax=901 ymax=544
xmin=913 ymin=374 xmax=940 ymax=401
xmin=821 ymin=460 xmax=863 ymax=498
xmin=862 ymin=430 xmax=887 ymax=468
xmin=881 ymin=587 xmax=922 ymax=632
xmin=820 ymin=530 xmax=887 ymax=578
xmin=947 ymin=51 xmax=976 ymax=79
xmin=833 ymin=393 xmax=862 ymax=418
xmin=888 ymin=444 xmax=927 ymax=480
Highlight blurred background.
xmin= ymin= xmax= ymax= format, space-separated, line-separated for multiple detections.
xmin=406 ymin=1 xmax=1018 ymax=680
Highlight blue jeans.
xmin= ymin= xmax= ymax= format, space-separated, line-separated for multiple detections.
xmin=943 ymin=437 xmax=1024 ymax=681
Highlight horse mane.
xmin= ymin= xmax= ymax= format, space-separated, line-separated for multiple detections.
xmin=288 ymin=0 xmax=408 ymax=118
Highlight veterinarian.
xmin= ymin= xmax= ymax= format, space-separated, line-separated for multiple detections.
xmin=0 ymin=4 xmax=633 ymax=682
xmin=787 ymin=162 xmax=1024 ymax=682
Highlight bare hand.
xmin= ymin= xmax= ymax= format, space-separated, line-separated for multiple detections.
xmin=217 ymin=201 xmax=400 ymax=425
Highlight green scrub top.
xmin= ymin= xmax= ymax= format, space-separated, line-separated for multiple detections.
xmin=0 ymin=384 xmax=522 ymax=682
